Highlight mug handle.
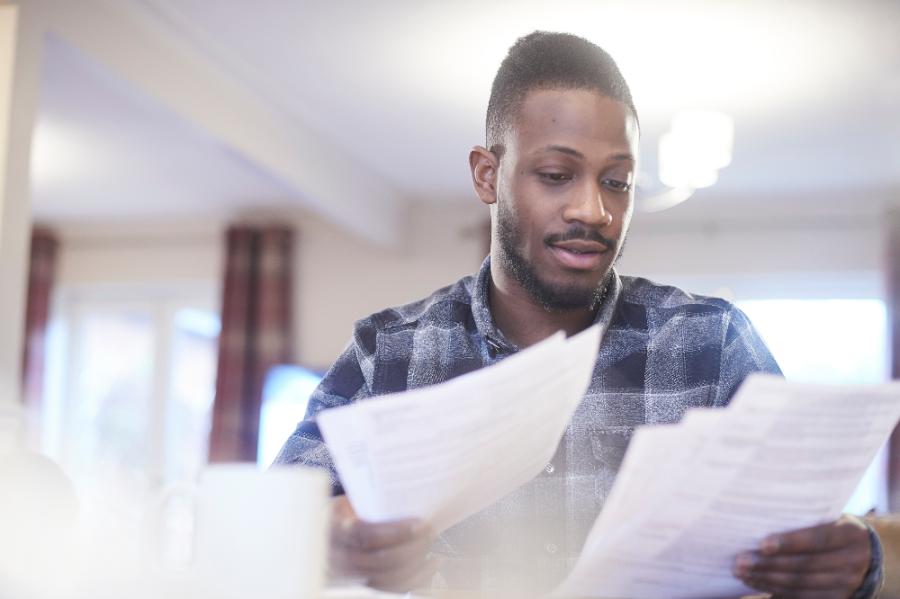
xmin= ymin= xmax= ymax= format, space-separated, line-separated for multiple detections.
xmin=142 ymin=481 xmax=198 ymax=574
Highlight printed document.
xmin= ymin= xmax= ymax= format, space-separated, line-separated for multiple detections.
xmin=554 ymin=375 xmax=900 ymax=599
xmin=318 ymin=325 xmax=602 ymax=531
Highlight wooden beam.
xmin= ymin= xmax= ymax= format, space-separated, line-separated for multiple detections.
xmin=0 ymin=3 xmax=42 ymax=421
xmin=38 ymin=0 xmax=405 ymax=246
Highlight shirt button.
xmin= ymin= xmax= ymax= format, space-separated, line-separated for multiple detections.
xmin=544 ymin=463 xmax=555 ymax=474
xmin=545 ymin=543 xmax=558 ymax=555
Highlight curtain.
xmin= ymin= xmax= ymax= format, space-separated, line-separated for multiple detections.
xmin=21 ymin=227 xmax=57 ymax=410
xmin=888 ymin=209 xmax=900 ymax=510
xmin=208 ymin=225 xmax=294 ymax=463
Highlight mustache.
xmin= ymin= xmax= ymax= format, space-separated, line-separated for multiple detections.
xmin=544 ymin=226 xmax=615 ymax=250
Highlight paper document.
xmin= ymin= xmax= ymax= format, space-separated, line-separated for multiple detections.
xmin=318 ymin=325 xmax=602 ymax=532
xmin=555 ymin=374 xmax=900 ymax=599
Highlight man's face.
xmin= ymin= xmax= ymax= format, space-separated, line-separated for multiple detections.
xmin=493 ymin=88 xmax=639 ymax=312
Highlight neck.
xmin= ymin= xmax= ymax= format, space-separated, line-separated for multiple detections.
xmin=488 ymin=262 xmax=598 ymax=349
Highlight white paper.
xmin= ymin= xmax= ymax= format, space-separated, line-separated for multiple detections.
xmin=556 ymin=374 xmax=900 ymax=599
xmin=318 ymin=325 xmax=602 ymax=531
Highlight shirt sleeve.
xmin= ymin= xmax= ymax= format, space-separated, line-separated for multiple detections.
xmin=271 ymin=318 xmax=377 ymax=495
xmin=713 ymin=304 xmax=783 ymax=407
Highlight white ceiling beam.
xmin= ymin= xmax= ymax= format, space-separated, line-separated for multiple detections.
xmin=0 ymin=2 xmax=42 ymax=416
xmin=37 ymin=0 xmax=405 ymax=246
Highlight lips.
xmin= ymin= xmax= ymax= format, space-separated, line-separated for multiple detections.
xmin=548 ymin=240 xmax=608 ymax=270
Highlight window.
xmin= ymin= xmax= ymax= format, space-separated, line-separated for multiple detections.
xmin=257 ymin=365 xmax=323 ymax=468
xmin=42 ymin=284 xmax=220 ymax=531
xmin=737 ymin=298 xmax=890 ymax=514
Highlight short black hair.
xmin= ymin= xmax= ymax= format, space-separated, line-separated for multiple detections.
xmin=486 ymin=31 xmax=638 ymax=153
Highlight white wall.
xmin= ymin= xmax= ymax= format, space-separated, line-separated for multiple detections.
xmin=295 ymin=204 xmax=487 ymax=369
xmin=50 ymin=201 xmax=889 ymax=370
xmin=56 ymin=220 xmax=223 ymax=287
xmin=619 ymin=214 xmax=886 ymax=301
xmin=51 ymin=203 xmax=489 ymax=371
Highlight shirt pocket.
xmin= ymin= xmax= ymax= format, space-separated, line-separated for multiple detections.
xmin=589 ymin=426 xmax=635 ymax=474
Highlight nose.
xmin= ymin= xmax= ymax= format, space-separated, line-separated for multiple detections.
xmin=562 ymin=181 xmax=613 ymax=227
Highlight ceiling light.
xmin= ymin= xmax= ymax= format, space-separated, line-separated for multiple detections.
xmin=658 ymin=110 xmax=734 ymax=190
xmin=642 ymin=110 xmax=735 ymax=212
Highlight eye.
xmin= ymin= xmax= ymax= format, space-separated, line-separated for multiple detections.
xmin=538 ymin=172 xmax=573 ymax=184
xmin=602 ymin=178 xmax=632 ymax=192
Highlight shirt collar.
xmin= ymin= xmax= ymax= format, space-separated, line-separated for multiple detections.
xmin=471 ymin=255 xmax=623 ymax=353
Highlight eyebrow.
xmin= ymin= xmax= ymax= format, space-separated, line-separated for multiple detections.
xmin=540 ymin=145 xmax=635 ymax=163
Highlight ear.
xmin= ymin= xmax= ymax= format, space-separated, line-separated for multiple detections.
xmin=469 ymin=146 xmax=499 ymax=206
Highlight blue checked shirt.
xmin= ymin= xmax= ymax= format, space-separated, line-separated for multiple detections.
xmin=275 ymin=257 xmax=882 ymax=597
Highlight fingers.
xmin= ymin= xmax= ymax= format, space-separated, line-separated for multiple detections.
xmin=760 ymin=516 xmax=869 ymax=556
xmin=368 ymin=553 xmax=441 ymax=593
xmin=736 ymin=556 xmax=867 ymax=599
xmin=733 ymin=516 xmax=873 ymax=599
xmin=734 ymin=546 xmax=870 ymax=580
xmin=331 ymin=496 xmax=428 ymax=551
xmin=334 ymin=537 xmax=438 ymax=593
xmin=328 ymin=496 xmax=436 ymax=592
xmin=334 ymin=516 xmax=428 ymax=551
xmin=740 ymin=565 xmax=861 ymax=592
xmin=337 ymin=524 xmax=435 ymax=573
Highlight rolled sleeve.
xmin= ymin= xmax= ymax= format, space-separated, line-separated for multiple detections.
xmin=272 ymin=319 xmax=378 ymax=494
xmin=714 ymin=305 xmax=783 ymax=406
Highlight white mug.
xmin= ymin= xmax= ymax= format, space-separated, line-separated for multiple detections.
xmin=149 ymin=464 xmax=331 ymax=599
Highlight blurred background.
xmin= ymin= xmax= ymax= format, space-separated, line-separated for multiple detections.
xmin=1 ymin=0 xmax=899 ymax=546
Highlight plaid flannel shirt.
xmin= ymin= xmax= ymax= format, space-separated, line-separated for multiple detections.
xmin=275 ymin=257 xmax=882 ymax=598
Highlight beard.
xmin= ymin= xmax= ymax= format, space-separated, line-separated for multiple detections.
xmin=495 ymin=198 xmax=621 ymax=313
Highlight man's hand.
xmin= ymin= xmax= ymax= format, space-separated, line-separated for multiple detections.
xmin=733 ymin=514 xmax=873 ymax=598
xmin=328 ymin=495 xmax=438 ymax=593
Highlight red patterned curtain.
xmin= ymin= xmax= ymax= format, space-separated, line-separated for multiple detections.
xmin=208 ymin=225 xmax=294 ymax=462
xmin=887 ymin=208 xmax=900 ymax=510
xmin=21 ymin=227 xmax=58 ymax=410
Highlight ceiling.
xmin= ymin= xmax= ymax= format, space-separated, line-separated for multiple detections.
xmin=28 ymin=0 xmax=900 ymax=232
xmin=32 ymin=35 xmax=299 ymax=223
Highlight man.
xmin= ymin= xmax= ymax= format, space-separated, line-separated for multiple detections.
xmin=276 ymin=32 xmax=881 ymax=598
